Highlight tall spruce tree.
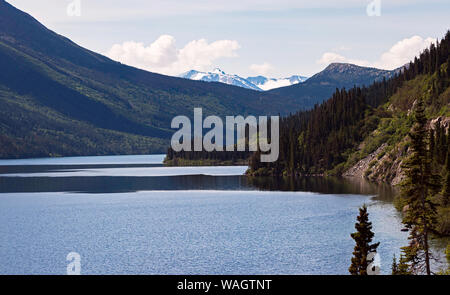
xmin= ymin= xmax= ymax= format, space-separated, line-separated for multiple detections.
xmin=391 ymin=255 xmax=398 ymax=274
xmin=349 ymin=205 xmax=380 ymax=275
xmin=400 ymin=97 xmax=441 ymax=275
xmin=392 ymin=254 xmax=412 ymax=275
xmin=443 ymin=147 xmax=450 ymax=206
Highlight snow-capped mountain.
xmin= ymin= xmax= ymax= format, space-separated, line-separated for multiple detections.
xmin=246 ymin=75 xmax=308 ymax=91
xmin=179 ymin=68 xmax=262 ymax=91
xmin=179 ymin=68 xmax=307 ymax=91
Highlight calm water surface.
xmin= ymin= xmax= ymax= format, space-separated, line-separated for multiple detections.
xmin=0 ymin=154 xmax=444 ymax=274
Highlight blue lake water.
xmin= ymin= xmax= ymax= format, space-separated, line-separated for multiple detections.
xmin=0 ymin=154 xmax=166 ymax=166
xmin=0 ymin=154 xmax=444 ymax=274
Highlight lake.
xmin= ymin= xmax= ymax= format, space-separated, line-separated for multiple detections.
xmin=0 ymin=154 xmax=444 ymax=274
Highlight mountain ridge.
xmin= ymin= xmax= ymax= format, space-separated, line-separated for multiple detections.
xmin=268 ymin=62 xmax=400 ymax=109
xmin=179 ymin=68 xmax=263 ymax=91
xmin=246 ymin=74 xmax=308 ymax=91
xmin=179 ymin=68 xmax=307 ymax=91
xmin=0 ymin=0 xmax=300 ymax=158
xmin=0 ymin=0 xmax=411 ymax=158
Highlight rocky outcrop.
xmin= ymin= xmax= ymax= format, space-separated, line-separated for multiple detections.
xmin=342 ymin=143 xmax=387 ymax=179
xmin=429 ymin=116 xmax=450 ymax=132
xmin=366 ymin=142 xmax=408 ymax=186
xmin=343 ymin=138 xmax=408 ymax=186
xmin=343 ymin=116 xmax=449 ymax=186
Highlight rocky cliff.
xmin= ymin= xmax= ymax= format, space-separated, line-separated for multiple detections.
xmin=343 ymin=116 xmax=449 ymax=186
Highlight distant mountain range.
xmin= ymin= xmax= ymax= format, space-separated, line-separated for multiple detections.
xmin=0 ymin=0 xmax=401 ymax=158
xmin=0 ymin=0 xmax=303 ymax=158
xmin=268 ymin=63 xmax=401 ymax=108
xmin=246 ymin=75 xmax=308 ymax=91
xmin=179 ymin=68 xmax=308 ymax=91
xmin=179 ymin=68 xmax=262 ymax=91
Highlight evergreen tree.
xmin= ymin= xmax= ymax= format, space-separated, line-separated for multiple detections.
xmin=391 ymin=255 xmax=398 ymax=275
xmin=349 ymin=205 xmax=380 ymax=275
xmin=245 ymin=31 xmax=450 ymax=177
xmin=400 ymin=98 xmax=441 ymax=275
xmin=392 ymin=254 xmax=412 ymax=275
xmin=443 ymin=147 xmax=450 ymax=206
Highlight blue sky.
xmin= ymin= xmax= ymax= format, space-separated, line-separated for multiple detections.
xmin=7 ymin=0 xmax=450 ymax=77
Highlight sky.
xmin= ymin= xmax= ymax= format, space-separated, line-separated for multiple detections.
xmin=6 ymin=0 xmax=450 ymax=78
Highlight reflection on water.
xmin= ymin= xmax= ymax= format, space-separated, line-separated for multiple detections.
xmin=0 ymin=161 xmax=396 ymax=199
xmin=0 ymin=154 xmax=445 ymax=275
xmin=0 ymin=173 xmax=397 ymax=199
xmin=0 ymin=175 xmax=251 ymax=194
xmin=248 ymin=176 xmax=398 ymax=202
xmin=0 ymin=165 xmax=248 ymax=178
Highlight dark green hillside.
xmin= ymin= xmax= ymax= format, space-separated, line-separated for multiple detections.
xmin=0 ymin=1 xmax=422 ymax=159
xmin=246 ymin=31 xmax=450 ymax=237
xmin=165 ymin=63 xmax=400 ymax=166
xmin=0 ymin=0 xmax=299 ymax=158
xmin=166 ymin=64 xmax=401 ymax=167
xmin=248 ymin=31 xmax=450 ymax=177
xmin=268 ymin=63 xmax=398 ymax=109
xmin=0 ymin=0 xmax=405 ymax=159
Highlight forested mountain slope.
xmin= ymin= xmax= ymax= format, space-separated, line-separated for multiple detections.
xmin=165 ymin=40 xmax=448 ymax=169
xmin=0 ymin=0 xmax=407 ymax=158
xmin=267 ymin=63 xmax=399 ymax=109
xmin=247 ymin=31 xmax=450 ymax=236
xmin=0 ymin=0 xmax=292 ymax=158
xmin=248 ymin=31 xmax=450 ymax=180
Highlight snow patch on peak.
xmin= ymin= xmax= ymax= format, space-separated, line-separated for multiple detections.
xmin=179 ymin=68 xmax=262 ymax=91
xmin=179 ymin=69 xmax=307 ymax=91
xmin=247 ymin=75 xmax=308 ymax=91
xmin=212 ymin=67 xmax=226 ymax=75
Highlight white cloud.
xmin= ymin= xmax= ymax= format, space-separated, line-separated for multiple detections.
xmin=317 ymin=35 xmax=435 ymax=70
xmin=317 ymin=52 xmax=370 ymax=67
xmin=376 ymin=36 xmax=435 ymax=69
xmin=318 ymin=52 xmax=348 ymax=64
xmin=249 ymin=62 xmax=274 ymax=75
xmin=106 ymin=35 xmax=240 ymax=75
